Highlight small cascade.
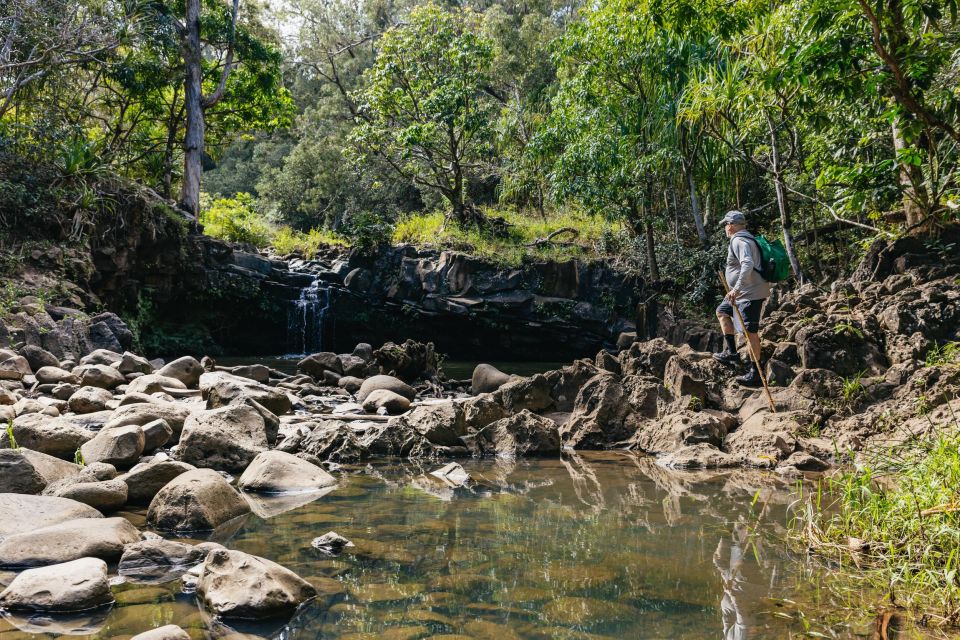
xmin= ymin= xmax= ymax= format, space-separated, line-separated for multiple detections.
xmin=286 ymin=278 xmax=331 ymax=355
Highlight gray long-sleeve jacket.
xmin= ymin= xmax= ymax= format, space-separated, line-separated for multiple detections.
xmin=725 ymin=231 xmax=770 ymax=301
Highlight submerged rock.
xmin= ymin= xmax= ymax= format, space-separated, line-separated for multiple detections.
xmin=0 ymin=557 xmax=113 ymax=612
xmin=197 ymin=549 xmax=317 ymax=619
xmin=310 ymin=531 xmax=354 ymax=555
xmin=119 ymin=539 xmax=217 ymax=582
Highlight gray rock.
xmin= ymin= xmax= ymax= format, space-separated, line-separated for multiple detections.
xmin=0 ymin=517 xmax=140 ymax=567
xmin=4 ymin=414 xmax=94 ymax=459
xmin=119 ymin=460 xmax=195 ymax=504
xmin=227 ymin=364 xmax=271 ymax=384
xmin=352 ymin=342 xmax=373 ymax=361
xmin=176 ymin=405 xmax=268 ymax=473
xmin=471 ymin=363 xmax=511 ymax=394
xmin=392 ymin=402 xmax=466 ymax=446
xmin=157 ymin=356 xmax=204 ymax=388
xmin=19 ymin=345 xmax=60 ymax=372
xmin=361 ymin=389 xmax=411 ymax=415
xmin=74 ymin=364 xmax=125 ymax=390
xmin=126 ymin=374 xmax=187 ymax=395
xmin=0 ymin=448 xmax=79 ymax=494
xmin=130 ymin=625 xmax=191 ymax=640
xmin=629 ymin=411 xmax=734 ymax=454
xmin=105 ymin=402 xmax=192 ymax=439
xmin=657 ymin=444 xmax=743 ymax=469
xmin=35 ymin=366 xmax=80 ymax=385
xmin=297 ymin=352 xmax=343 ymax=378
xmin=356 ymin=375 xmax=416 ymax=403
xmin=197 ymin=549 xmax=317 ymax=619
xmin=119 ymin=539 xmax=214 ymax=582
xmin=0 ymin=494 xmax=103 ymax=538
xmin=118 ymin=352 xmax=154 ymax=375
xmin=497 ymin=374 xmax=553 ymax=412
xmin=77 ymin=462 xmax=117 ymax=481
xmin=79 ymin=349 xmax=122 ymax=366
xmin=54 ymin=479 xmax=128 ymax=512
xmin=146 ymin=469 xmax=251 ymax=532
xmin=337 ymin=376 xmax=364 ymax=393
xmin=80 ymin=424 xmax=145 ymax=469
xmin=141 ymin=419 xmax=173 ymax=451
xmin=237 ymin=451 xmax=337 ymax=493
xmin=0 ymin=557 xmax=112 ymax=611
xmin=199 ymin=371 xmax=292 ymax=416
xmin=337 ymin=355 xmax=367 ymax=378
xmin=68 ymin=386 xmax=114 ymax=414
xmin=482 ymin=410 xmax=561 ymax=458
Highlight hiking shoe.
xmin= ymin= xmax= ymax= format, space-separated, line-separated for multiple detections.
xmin=712 ymin=350 xmax=741 ymax=367
xmin=736 ymin=366 xmax=763 ymax=388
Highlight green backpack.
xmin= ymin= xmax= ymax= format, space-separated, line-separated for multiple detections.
xmin=750 ymin=235 xmax=791 ymax=282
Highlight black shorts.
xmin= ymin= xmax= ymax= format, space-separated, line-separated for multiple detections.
xmin=716 ymin=298 xmax=763 ymax=333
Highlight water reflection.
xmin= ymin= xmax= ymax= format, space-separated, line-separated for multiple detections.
xmin=2 ymin=453 xmax=941 ymax=640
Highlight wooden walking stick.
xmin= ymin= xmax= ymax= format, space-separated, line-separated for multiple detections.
xmin=717 ymin=271 xmax=776 ymax=413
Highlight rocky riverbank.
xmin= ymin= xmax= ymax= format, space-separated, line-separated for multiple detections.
xmin=0 ymin=228 xmax=958 ymax=623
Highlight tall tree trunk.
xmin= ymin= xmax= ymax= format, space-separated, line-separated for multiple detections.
xmin=179 ymin=0 xmax=204 ymax=219
xmin=767 ymin=116 xmax=803 ymax=283
xmin=891 ymin=115 xmax=928 ymax=227
xmin=685 ymin=164 xmax=709 ymax=248
xmin=645 ymin=221 xmax=660 ymax=281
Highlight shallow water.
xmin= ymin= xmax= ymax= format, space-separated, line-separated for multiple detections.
xmin=0 ymin=453 xmax=947 ymax=639
xmin=215 ymin=356 xmax=565 ymax=380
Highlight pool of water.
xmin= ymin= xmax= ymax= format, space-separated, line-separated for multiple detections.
xmin=3 ymin=453 xmax=941 ymax=639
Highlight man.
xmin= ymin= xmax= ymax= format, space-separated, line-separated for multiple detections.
xmin=712 ymin=210 xmax=770 ymax=387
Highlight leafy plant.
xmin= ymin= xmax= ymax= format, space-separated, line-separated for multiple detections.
xmin=925 ymin=341 xmax=960 ymax=368
xmin=73 ymin=448 xmax=85 ymax=467
xmin=200 ymin=193 xmax=274 ymax=246
xmin=833 ymin=322 xmax=864 ymax=339
xmin=5 ymin=420 xmax=18 ymax=451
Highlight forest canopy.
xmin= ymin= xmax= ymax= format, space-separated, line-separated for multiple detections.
xmin=2 ymin=0 xmax=959 ymax=296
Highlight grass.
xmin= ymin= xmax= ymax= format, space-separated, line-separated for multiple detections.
xmin=795 ymin=400 xmax=960 ymax=626
xmin=5 ymin=420 xmax=18 ymax=450
xmin=272 ymin=226 xmax=348 ymax=259
xmin=392 ymin=207 xmax=621 ymax=266
xmin=926 ymin=341 xmax=960 ymax=368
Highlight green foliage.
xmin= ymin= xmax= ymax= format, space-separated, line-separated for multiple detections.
xmin=5 ymin=421 xmax=18 ymax=451
xmin=200 ymin=193 xmax=274 ymax=246
xmin=349 ymin=3 xmax=498 ymax=224
xmin=272 ymin=227 xmax=348 ymax=258
xmin=926 ymin=341 xmax=960 ymax=368
xmin=797 ymin=408 xmax=960 ymax=623
xmin=73 ymin=448 xmax=85 ymax=467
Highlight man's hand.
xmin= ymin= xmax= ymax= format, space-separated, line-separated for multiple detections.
xmin=726 ymin=288 xmax=741 ymax=302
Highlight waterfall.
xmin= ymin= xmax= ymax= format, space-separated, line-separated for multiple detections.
xmin=286 ymin=278 xmax=331 ymax=356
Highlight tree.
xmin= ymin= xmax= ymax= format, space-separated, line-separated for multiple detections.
xmin=349 ymin=3 xmax=497 ymax=227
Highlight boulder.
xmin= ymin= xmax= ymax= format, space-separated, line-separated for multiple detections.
xmin=19 ymin=345 xmax=60 ymax=372
xmin=74 ymin=364 xmax=125 ymax=389
xmin=461 ymin=393 xmax=509 ymax=431
xmin=338 ymin=376 xmax=363 ymax=393
xmin=157 ymin=356 xmax=204 ymax=388
xmin=119 ymin=539 xmax=214 ymax=582
xmin=119 ymin=460 xmax=195 ymax=504
xmin=130 ymin=626 xmax=191 ymax=640
xmin=482 ymin=410 xmax=561 ymax=457
xmin=393 ymin=403 xmax=466 ymax=446
xmin=54 ymin=479 xmax=128 ymax=512
xmin=142 ymin=419 xmax=173 ymax=451
xmin=0 ymin=494 xmax=103 ymax=538
xmin=497 ymin=374 xmax=553 ymax=412
xmin=79 ymin=349 xmax=122 ymax=366
xmin=361 ymin=389 xmax=411 ymax=415
xmin=300 ymin=421 xmax=367 ymax=462
xmin=76 ymin=462 xmax=117 ymax=482
xmin=0 ymin=557 xmax=112 ymax=611
xmin=35 ymin=366 xmax=80 ymax=385
xmin=242 ymin=398 xmax=280 ymax=444
xmin=298 ymin=352 xmax=343 ymax=378
xmin=619 ymin=338 xmax=679 ymax=378
xmin=68 ymin=386 xmax=114 ymax=414
xmin=629 ymin=411 xmax=734 ymax=454
xmin=237 ymin=450 xmax=337 ymax=493
xmin=337 ymin=355 xmax=367 ymax=378
xmin=795 ymin=323 xmax=887 ymax=377
xmin=0 ymin=356 xmax=30 ymax=380
xmin=126 ymin=374 xmax=188 ymax=395
xmin=547 ymin=360 xmax=601 ymax=412
xmin=117 ymin=352 xmax=154 ymax=376
xmin=471 ymin=364 xmax=511 ymax=394
xmin=0 ymin=448 xmax=79 ymax=494
xmin=176 ymin=405 xmax=268 ymax=473
xmin=0 ymin=517 xmax=140 ymax=567
xmin=200 ymin=371 xmax=292 ymax=416
xmin=80 ymin=424 xmax=145 ymax=469
xmin=228 ymin=364 xmax=271 ymax=384
xmin=146 ymin=469 xmax=251 ymax=532
xmin=723 ymin=411 xmax=805 ymax=467
xmin=560 ymin=372 xmax=648 ymax=449
xmin=4 ymin=414 xmax=93 ymax=459
xmin=105 ymin=402 xmax=192 ymax=439
xmin=197 ymin=549 xmax=317 ymax=619
xmin=356 ymin=375 xmax=416 ymax=403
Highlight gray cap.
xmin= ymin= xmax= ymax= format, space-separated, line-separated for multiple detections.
xmin=719 ymin=210 xmax=746 ymax=226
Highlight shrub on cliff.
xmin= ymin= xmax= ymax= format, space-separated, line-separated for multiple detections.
xmin=200 ymin=194 xmax=274 ymax=247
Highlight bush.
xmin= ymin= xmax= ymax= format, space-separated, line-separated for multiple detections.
xmin=199 ymin=193 xmax=274 ymax=246
xmin=272 ymin=226 xmax=348 ymax=259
